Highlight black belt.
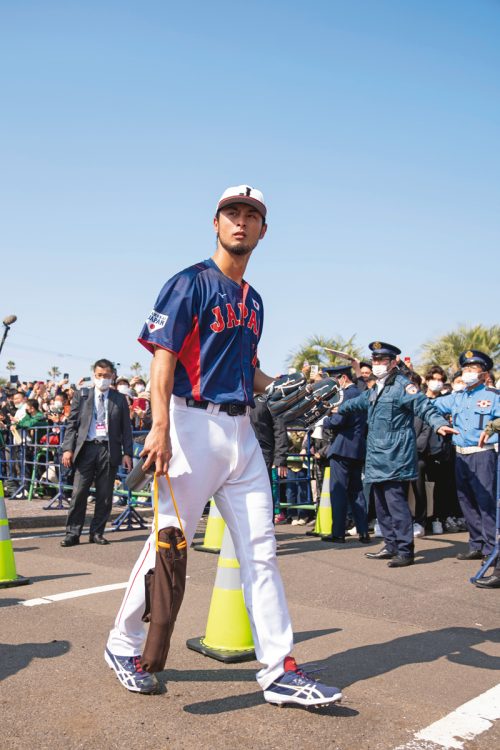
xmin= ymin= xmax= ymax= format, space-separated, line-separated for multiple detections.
xmin=185 ymin=398 xmax=248 ymax=416
xmin=85 ymin=439 xmax=108 ymax=446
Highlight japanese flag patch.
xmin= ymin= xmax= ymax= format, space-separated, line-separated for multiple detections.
xmin=405 ymin=384 xmax=418 ymax=395
xmin=146 ymin=310 xmax=168 ymax=332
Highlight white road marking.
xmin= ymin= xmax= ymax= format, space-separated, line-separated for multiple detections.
xmin=394 ymin=683 xmax=500 ymax=749
xmin=21 ymin=582 xmax=128 ymax=606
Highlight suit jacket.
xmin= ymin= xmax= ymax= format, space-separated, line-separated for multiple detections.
xmin=322 ymin=383 xmax=367 ymax=461
xmin=62 ymin=387 xmax=133 ymax=467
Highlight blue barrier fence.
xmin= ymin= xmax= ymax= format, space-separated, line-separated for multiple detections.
xmin=0 ymin=425 xmax=153 ymax=530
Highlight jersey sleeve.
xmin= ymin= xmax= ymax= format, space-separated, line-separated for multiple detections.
xmin=138 ymin=270 xmax=198 ymax=355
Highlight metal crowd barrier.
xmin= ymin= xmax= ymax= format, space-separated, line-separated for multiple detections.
xmin=0 ymin=426 xmax=153 ymax=529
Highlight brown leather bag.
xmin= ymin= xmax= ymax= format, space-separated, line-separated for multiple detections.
xmin=140 ymin=475 xmax=187 ymax=673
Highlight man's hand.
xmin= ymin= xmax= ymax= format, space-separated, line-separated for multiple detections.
xmin=277 ymin=466 xmax=288 ymax=479
xmin=122 ymin=455 xmax=133 ymax=472
xmin=62 ymin=450 xmax=73 ymax=468
xmin=141 ymin=424 xmax=172 ymax=475
xmin=478 ymin=430 xmax=491 ymax=448
xmin=437 ymin=425 xmax=459 ymax=437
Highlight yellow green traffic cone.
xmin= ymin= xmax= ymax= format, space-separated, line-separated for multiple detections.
xmin=307 ymin=467 xmax=332 ymax=537
xmin=193 ymin=499 xmax=225 ymax=554
xmin=187 ymin=525 xmax=255 ymax=662
xmin=0 ymin=480 xmax=30 ymax=588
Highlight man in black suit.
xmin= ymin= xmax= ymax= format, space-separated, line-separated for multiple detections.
xmin=60 ymin=358 xmax=133 ymax=546
xmin=321 ymin=365 xmax=370 ymax=543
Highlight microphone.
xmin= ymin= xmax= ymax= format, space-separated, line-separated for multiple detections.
xmin=3 ymin=315 xmax=17 ymax=326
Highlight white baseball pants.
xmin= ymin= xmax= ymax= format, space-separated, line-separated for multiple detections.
xmin=107 ymin=396 xmax=294 ymax=689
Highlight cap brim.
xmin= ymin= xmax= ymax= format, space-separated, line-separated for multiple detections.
xmin=217 ymin=196 xmax=267 ymax=219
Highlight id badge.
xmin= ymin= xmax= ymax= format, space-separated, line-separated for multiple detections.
xmin=95 ymin=421 xmax=107 ymax=438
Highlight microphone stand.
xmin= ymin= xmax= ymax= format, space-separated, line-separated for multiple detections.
xmin=0 ymin=322 xmax=12 ymax=357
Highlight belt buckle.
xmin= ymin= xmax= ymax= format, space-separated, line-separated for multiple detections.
xmin=227 ymin=403 xmax=241 ymax=417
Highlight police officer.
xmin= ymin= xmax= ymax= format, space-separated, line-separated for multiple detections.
xmin=432 ymin=350 xmax=500 ymax=564
xmin=337 ymin=342 xmax=455 ymax=567
xmin=322 ymin=365 xmax=370 ymax=543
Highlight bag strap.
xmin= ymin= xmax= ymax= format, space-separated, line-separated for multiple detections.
xmin=153 ymin=473 xmax=186 ymax=552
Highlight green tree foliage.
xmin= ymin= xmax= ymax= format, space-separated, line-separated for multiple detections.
xmin=130 ymin=362 xmax=143 ymax=376
xmin=288 ymin=334 xmax=362 ymax=372
xmin=420 ymin=325 xmax=500 ymax=373
xmin=48 ymin=366 xmax=61 ymax=380
xmin=5 ymin=360 xmax=16 ymax=373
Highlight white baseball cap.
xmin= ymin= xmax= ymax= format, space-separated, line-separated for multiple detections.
xmin=216 ymin=185 xmax=267 ymax=219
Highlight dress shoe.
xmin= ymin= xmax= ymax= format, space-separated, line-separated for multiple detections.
xmin=365 ymin=547 xmax=394 ymax=560
xmin=456 ymin=550 xmax=483 ymax=560
xmin=89 ymin=534 xmax=110 ymax=545
xmin=387 ymin=555 xmax=414 ymax=568
xmin=358 ymin=533 xmax=371 ymax=544
xmin=321 ymin=535 xmax=345 ymax=543
xmin=60 ymin=535 xmax=80 ymax=547
xmin=474 ymin=575 xmax=500 ymax=589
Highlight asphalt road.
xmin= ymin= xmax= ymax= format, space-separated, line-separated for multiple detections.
xmin=1 ymin=523 xmax=499 ymax=750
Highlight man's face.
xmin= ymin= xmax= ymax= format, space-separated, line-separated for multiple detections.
xmin=214 ymin=203 xmax=267 ymax=257
xmin=360 ymin=366 xmax=372 ymax=378
xmin=94 ymin=366 xmax=114 ymax=381
xmin=13 ymin=394 xmax=24 ymax=408
xmin=462 ymin=363 xmax=483 ymax=374
xmin=371 ymin=355 xmax=392 ymax=368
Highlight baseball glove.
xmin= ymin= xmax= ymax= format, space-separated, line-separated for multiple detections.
xmin=266 ymin=375 xmax=343 ymax=429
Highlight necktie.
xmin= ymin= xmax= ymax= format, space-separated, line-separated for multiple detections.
xmin=97 ymin=394 xmax=106 ymax=426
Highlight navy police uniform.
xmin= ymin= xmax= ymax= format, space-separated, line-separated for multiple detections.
xmin=338 ymin=342 xmax=448 ymax=562
xmin=322 ymin=366 xmax=369 ymax=541
xmin=432 ymin=350 xmax=499 ymax=557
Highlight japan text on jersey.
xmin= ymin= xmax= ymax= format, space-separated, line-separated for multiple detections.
xmin=139 ymin=259 xmax=263 ymax=405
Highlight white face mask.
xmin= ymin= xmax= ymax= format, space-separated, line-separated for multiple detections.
xmin=428 ymin=380 xmax=444 ymax=393
xmin=452 ymin=383 xmax=465 ymax=392
xmin=462 ymin=371 xmax=481 ymax=386
xmin=117 ymin=384 xmax=129 ymax=394
xmin=372 ymin=364 xmax=388 ymax=378
xmin=94 ymin=377 xmax=112 ymax=392
xmin=135 ymin=384 xmax=145 ymax=393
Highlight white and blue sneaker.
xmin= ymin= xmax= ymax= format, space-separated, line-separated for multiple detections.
xmin=264 ymin=657 xmax=342 ymax=707
xmin=105 ymin=648 xmax=160 ymax=694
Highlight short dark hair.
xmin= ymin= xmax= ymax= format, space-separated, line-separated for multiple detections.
xmin=27 ymin=398 xmax=40 ymax=411
xmin=93 ymin=358 xmax=115 ymax=372
xmin=425 ymin=365 xmax=447 ymax=383
xmin=408 ymin=372 xmax=422 ymax=388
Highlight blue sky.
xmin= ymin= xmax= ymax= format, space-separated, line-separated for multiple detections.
xmin=1 ymin=0 xmax=499 ymax=382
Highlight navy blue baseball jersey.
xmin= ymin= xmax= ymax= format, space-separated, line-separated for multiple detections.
xmin=138 ymin=258 xmax=263 ymax=405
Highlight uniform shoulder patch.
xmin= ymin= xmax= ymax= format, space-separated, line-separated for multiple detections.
xmin=146 ymin=309 xmax=168 ymax=332
xmin=405 ymin=384 xmax=418 ymax=395
xmin=485 ymin=386 xmax=500 ymax=394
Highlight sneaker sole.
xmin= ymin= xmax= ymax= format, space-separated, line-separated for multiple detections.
xmin=104 ymin=649 xmax=160 ymax=694
xmin=263 ymin=690 xmax=342 ymax=707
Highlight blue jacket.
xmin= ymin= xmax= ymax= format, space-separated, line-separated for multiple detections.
xmin=338 ymin=370 xmax=448 ymax=482
xmin=322 ymin=383 xmax=366 ymax=461
xmin=431 ymin=384 xmax=500 ymax=447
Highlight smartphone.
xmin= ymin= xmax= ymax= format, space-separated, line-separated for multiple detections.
xmin=82 ymin=376 xmax=91 ymax=382
xmin=404 ymin=357 xmax=411 ymax=365
xmin=310 ymin=364 xmax=319 ymax=377
xmin=132 ymin=397 xmax=148 ymax=411
xmin=63 ymin=373 xmax=69 ymax=379
xmin=9 ymin=374 xmax=19 ymax=384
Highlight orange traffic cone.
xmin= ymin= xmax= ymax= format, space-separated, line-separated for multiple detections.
xmin=187 ymin=525 xmax=255 ymax=662
xmin=0 ymin=480 xmax=30 ymax=588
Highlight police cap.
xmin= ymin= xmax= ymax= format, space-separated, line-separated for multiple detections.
xmin=458 ymin=349 xmax=493 ymax=371
xmin=368 ymin=341 xmax=401 ymax=358
xmin=323 ymin=365 xmax=353 ymax=379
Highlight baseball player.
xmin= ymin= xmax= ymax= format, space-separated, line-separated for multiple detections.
xmin=105 ymin=185 xmax=342 ymax=707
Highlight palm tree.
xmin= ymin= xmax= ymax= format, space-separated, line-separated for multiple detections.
xmin=288 ymin=334 xmax=363 ymax=372
xmin=6 ymin=360 xmax=16 ymax=374
xmin=420 ymin=324 xmax=500 ymax=373
xmin=48 ymin=366 xmax=61 ymax=380
xmin=130 ymin=362 xmax=143 ymax=377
